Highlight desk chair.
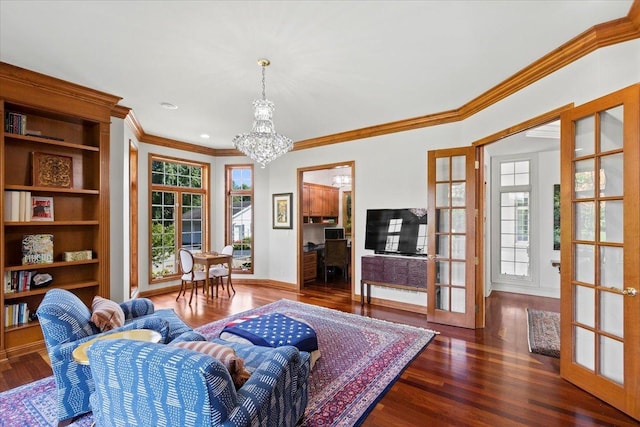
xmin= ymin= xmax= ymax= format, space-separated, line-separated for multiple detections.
xmin=177 ymin=248 xmax=207 ymax=304
xmin=209 ymin=245 xmax=236 ymax=298
xmin=323 ymin=239 xmax=348 ymax=283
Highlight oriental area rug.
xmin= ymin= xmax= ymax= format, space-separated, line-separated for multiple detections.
xmin=0 ymin=299 xmax=437 ymax=427
xmin=526 ymin=308 xmax=560 ymax=358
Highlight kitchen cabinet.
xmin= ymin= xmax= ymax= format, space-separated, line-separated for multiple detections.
xmin=302 ymin=182 xmax=339 ymax=223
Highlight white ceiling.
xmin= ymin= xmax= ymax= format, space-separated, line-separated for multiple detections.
xmin=0 ymin=1 xmax=632 ymax=150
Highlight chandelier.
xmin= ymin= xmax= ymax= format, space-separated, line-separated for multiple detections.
xmin=232 ymin=58 xmax=293 ymax=168
xmin=332 ymin=174 xmax=351 ymax=187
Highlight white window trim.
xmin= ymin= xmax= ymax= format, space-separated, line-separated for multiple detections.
xmin=490 ymin=153 xmax=539 ymax=288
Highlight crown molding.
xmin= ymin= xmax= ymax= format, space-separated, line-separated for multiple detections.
xmin=113 ymin=105 xmax=243 ymax=156
xmin=0 ymin=62 xmax=121 ymax=123
xmin=140 ymin=133 xmax=218 ymax=156
xmin=0 ymin=62 xmax=121 ymax=109
xmin=138 ymin=131 xmax=243 ymax=157
xmin=115 ymin=1 xmax=640 ymax=154
xmin=111 ymin=104 xmax=130 ymax=119
xmin=294 ymin=3 xmax=640 ymax=150
xmin=292 ymin=109 xmax=460 ymax=151
xmin=629 ymin=0 xmax=640 ymax=30
xmin=472 ymin=103 xmax=573 ymax=147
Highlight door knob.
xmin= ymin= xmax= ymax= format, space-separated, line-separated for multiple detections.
xmin=622 ymin=287 xmax=638 ymax=297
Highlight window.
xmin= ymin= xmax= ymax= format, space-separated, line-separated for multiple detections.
xmin=150 ymin=156 xmax=208 ymax=281
xmin=491 ymin=156 xmax=537 ymax=284
xmin=500 ymin=191 xmax=530 ymax=275
xmin=226 ymin=165 xmax=253 ymax=273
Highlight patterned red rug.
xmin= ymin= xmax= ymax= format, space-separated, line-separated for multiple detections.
xmin=0 ymin=299 xmax=436 ymax=427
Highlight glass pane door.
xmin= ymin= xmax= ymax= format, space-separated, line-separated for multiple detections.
xmin=560 ymin=85 xmax=639 ymax=421
xmin=427 ymin=147 xmax=476 ymax=328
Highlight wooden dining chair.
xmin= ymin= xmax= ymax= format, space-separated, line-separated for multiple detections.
xmin=177 ymin=248 xmax=207 ymax=304
xmin=208 ymin=245 xmax=236 ymax=298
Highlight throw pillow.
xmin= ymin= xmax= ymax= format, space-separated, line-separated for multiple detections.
xmin=91 ymin=296 xmax=125 ymax=332
xmin=172 ymin=341 xmax=251 ymax=389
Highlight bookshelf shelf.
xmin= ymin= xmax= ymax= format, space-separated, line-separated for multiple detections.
xmin=4 ymin=132 xmax=100 ymax=151
xmin=5 ymin=259 xmax=99 ymax=272
xmin=1 ymin=62 xmax=118 ymax=359
xmin=5 ymin=184 xmax=99 ymax=195
xmin=4 ymin=320 xmax=39 ymax=333
xmin=4 ymin=220 xmax=100 ymax=227
xmin=4 ymin=281 xmax=99 ymax=300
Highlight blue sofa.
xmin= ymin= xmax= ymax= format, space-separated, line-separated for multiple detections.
xmin=36 ymin=288 xmax=196 ymax=423
xmin=87 ymin=338 xmax=310 ymax=427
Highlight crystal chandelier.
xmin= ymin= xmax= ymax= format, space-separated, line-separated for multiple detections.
xmin=332 ymin=174 xmax=352 ymax=187
xmin=232 ymin=59 xmax=293 ymax=168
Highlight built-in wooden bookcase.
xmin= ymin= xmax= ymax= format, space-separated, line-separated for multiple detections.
xmin=0 ymin=62 xmax=120 ymax=359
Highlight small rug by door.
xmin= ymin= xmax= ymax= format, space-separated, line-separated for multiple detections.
xmin=526 ymin=308 xmax=560 ymax=358
xmin=0 ymin=299 xmax=437 ymax=427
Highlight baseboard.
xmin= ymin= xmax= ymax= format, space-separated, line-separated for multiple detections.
xmin=490 ymin=284 xmax=560 ymax=299
xmin=139 ymin=284 xmax=183 ymax=298
xmin=355 ymin=294 xmax=427 ymax=314
xmin=3 ymin=340 xmax=45 ymax=359
xmin=140 ymin=279 xmax=426 ymax=314
xmin=233 ymin=278 xmax=298 ymax=291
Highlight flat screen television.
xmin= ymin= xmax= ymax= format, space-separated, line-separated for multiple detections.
xmin=365 ymin=208 xmax=427 ymax=256
xmin=324 ymin=226 xmax=345 ymax=241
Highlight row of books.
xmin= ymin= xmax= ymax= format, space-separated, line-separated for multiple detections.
xmin=4 ymin=112 xmax=27 ymax=135
xmin=4 ymin=191 xmax=54 ymax=222
xmin=4 ymin=270 xmax=35 ymax=293
xmin=4 ymin=303 xmax=30 ymax=327
xmin=4 ymin=111 xmax=63 ymax=140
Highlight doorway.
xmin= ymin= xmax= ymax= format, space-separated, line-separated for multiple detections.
xmin=483 ymin=120 xmax=561 ymax=299
xmin=470 ymin=106 xmax=571 ymax=327
xmin=297 ymin=161 xmax=354 ymax=295
xmin=473 ymin=88 xmax=640 ymax=420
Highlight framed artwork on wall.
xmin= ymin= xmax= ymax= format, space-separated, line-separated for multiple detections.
xmin=273 ymin=192 xmax=293 ymax=229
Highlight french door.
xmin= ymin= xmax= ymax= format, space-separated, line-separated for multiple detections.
xmin=560 ymin=84 xmax=639 ymax=420
xmin=427 ymin=147 xmax=477 ymax=328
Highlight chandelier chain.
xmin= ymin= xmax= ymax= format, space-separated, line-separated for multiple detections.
xmin=261 ymin=65 xmax=266 ymax=100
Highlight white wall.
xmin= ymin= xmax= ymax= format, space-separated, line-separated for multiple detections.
xmin=109 ymin=39 xmax=640 ymax=306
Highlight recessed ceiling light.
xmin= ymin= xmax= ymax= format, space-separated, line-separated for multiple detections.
xmin=200 ymin=134 xmax=210 ymax=139
xmin=160 ymin=102 xmax=178 ymax=110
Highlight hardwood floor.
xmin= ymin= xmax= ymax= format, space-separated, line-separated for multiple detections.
xmin=1 ymin=285 xmax=637 ymax=426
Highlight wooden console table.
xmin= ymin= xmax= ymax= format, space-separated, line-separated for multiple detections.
xmin=360 ymin=255 xmax=427 ymax=305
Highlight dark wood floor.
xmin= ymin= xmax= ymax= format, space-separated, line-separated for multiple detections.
xmin=1 ymin=284 xmax=637 ymax=426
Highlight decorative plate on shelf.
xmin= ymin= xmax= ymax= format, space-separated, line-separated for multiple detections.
xmin=32 ymin=152 xmax=73 ymax=188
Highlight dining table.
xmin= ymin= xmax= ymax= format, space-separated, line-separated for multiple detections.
xmin=193 ymin=252 xmax=234 ymax=298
